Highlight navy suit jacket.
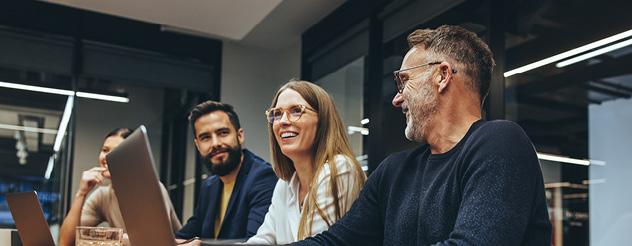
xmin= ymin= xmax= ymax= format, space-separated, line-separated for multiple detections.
xmin=176 ymin=149 xmax=277 ymax=239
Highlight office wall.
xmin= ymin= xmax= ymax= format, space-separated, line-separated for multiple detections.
xmin=71 ymin=84 xmax=164 ymax=199
xmin=220 ymin=41 xmax=301 ymax=160
xmin=589 ymin=97 xmax=632 ymax=245
xmin=180 ymin=41 xmax=301 ymax=221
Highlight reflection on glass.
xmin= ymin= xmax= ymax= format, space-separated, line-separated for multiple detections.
xmin=316 ymin=57 xmax=366 ymax=169
xmin=0 ymin=67 xmax=71 ymax=241
xmin=505 ymin=4 xmax=632 ymax=243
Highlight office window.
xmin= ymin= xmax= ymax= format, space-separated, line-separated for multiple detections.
xmin=305 ymin=20 xmax=370 ymax=170
xmin=504 ymin=1 xmax=632 ymax=245
xmin=316 ymin=57 xmax=367 ymax=168
xmin=0 ymin=67 xmax=72 ymax=240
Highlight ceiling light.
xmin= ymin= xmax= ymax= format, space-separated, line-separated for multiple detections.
xmin=582 ymin=179 xmax=606 ymax=185
xmin=53 ymin=96 xmax=74 ymax=152
xmin=44 ymin=154 xmax=55 ymax=180
xmin=0 ymin=80 xmax=129 ymax=103
xmin=0 ymin=81 xmax=74 ymax=96
xmin=504 ymin=28 xmax=632 ymax=77
xmin=347 ymin=126 xmax=369 ymax=135
xmin=76 ymin=92 xmax=130 ymax=103
xmin=537 ymin=152 xmax=590 ymax=166
xmin=589 ymin=159 xmax=606 ymax=166
xmin=0 ymin=123 xmax=58 ymax=135
xmin=17 ymin=149 xmax=28 ymax=165
xmin=555 ymin=38 xmax=632 ymax=67
xmin=360 ymin=118 xmax=370 ymax=125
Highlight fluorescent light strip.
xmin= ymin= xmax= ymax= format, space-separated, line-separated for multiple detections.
xmin=76 ymin=92 xmax=130 ymax=103
xmin=356 ymin=154 xmax=368 ymax=162
xmin=537 ymin=152 xmax=590 ymax=166
xmin=0 ymin=123 xmax=58 ymax=135
xmin=47 ymin=96 xmax=75 ymax=179
xmin=0 ymin=81 xmax=74 ymax=96
xmin=53 ymin=96 xmax=74 ymax=152
xmin=589 ymin=159 xmax=606 ymax=166
xmin=44 ymin=155 xmax=55 ymax=180
xmin=348 ymin=126 xmax=369 ymax=135
xmin=504 ymin=28 xmax=632 ymax=77
xmin=582 ymin=179 xmax=606 ymax=185
xmin=556 ymin=38 xmax=632 ymax=67
xmin=0 ymin=80 xmax=129 ymax=103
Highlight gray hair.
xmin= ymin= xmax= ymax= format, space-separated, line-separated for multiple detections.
xmin=407 ymin=25 xmax=495 ymax=103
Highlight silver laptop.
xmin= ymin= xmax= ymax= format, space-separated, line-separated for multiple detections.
xmin=106 ymin=125 xmax=176 ymax=246
xmin=108 ymin=126 xmax=253 ymax=246
xmin=6 ymin=191 xmax=55 ymax=246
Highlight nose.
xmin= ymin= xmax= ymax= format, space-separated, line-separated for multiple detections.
xmin=210 ymin=135 xmax=222 ymax=148
xmin=99 ymin=153 xmax=107 ymax=165
xmin=278 ymin=111 xmax=291 ymax=126
xmin=392 ymin=92 xmax=404 ymax=108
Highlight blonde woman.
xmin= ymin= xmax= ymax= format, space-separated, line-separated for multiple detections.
xmin=246 ymin=80 xmax=366 ymax=244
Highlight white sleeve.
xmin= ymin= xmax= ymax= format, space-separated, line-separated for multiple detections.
xmin=308 ymin=155 xmax=363 ymax=237
xmin=245 ymin=180 xmax=283 ymax=245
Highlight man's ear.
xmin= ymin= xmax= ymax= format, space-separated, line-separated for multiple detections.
xmin=437 ymin=62 xmax=454 ymax=93
xmin=237 ymin=128 xmax=245 ymax=145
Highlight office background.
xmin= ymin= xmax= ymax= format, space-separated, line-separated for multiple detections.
xmin=1 ymin=0 xmax=631 ymax=245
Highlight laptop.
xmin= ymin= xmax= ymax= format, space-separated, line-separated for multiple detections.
xmin=106 ymin=125 xmax=176 ymax=246
xmin=6 ymin=191 xmax=55 ymax=246
xmin=107 ymin=126 xmax=255 ymax=246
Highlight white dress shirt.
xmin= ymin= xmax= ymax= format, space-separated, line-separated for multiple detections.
xmin=246 ymin=155 xmax=363 ymax=245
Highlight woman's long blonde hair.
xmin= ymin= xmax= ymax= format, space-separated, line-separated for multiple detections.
xmin=267 ymin=80 xmax=366 ymax=239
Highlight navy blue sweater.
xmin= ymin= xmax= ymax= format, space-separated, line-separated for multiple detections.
xmin=176 ymin=149 xmax=277 ymax=239
xmin=296 ymin=120 xmax=551 ymax=245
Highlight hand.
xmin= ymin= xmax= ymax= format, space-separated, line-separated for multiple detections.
xmin=78 ymin=167 xmax=106 ymax=196
xmin=176 ymin=238 xmax=201 ymax=246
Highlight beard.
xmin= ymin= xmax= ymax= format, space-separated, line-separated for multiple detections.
xmin=404 ymin=80 xmax=438 ymax=143
xmin=203 ymin=144 xmax=243 ymax=176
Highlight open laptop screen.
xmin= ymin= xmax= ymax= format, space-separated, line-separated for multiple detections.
xmin=6 ymin=191 xmax=55 ymax=246
xmin=107 ymin=126 xmax=176 ymax=246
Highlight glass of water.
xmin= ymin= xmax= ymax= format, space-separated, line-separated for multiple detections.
xmin=76 ymin=226 xmax=123 ymax=246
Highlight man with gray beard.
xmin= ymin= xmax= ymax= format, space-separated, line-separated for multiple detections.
xmin=295 ymin=25 xmax=551 ymax=245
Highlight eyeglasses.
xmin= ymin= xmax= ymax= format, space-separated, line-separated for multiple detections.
xmin=265 ymin=104 xmax=316 ymax=124
xmin=392 ymin=61 xmax=457 ymax=93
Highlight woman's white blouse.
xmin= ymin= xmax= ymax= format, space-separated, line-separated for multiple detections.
xmin=246 ymin=155 xmax=363 ymax=245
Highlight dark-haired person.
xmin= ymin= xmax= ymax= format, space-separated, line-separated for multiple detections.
xmin=175 ymin=101 xmax=277 ymax=241
xmin=296 ymin=25 xmax=551 ymax=245
xmin=60 ymin=128 xmax=182 ymax=246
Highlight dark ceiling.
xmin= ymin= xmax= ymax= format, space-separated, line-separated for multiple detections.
xmin=502 ymin=0 xmax=632 ymax=159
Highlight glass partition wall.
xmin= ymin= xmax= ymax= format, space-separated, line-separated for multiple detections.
xmin=0 ymin=68 xmax=72 ymax=240
xmin=304 ymin=18 xmax=371 ymax=171
xmin=0 ymin=30 xmax=76 ymax=241
xmin=304 ymin=0 xmax=632 ymax=245
xmin=316 ymin=57 xmax=368 ymax=169
xmin=504 ymin=1 xmax=632 ymax=244
xmin=0 ymin=2 xmax=221 ymax=242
